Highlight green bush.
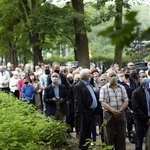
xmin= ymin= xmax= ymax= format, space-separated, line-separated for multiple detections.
xmin=0 ymin=92 xmax=69 ymax=150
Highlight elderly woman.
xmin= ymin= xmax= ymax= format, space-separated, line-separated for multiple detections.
xmin=9 ymin=71 xmax=20 ymax=98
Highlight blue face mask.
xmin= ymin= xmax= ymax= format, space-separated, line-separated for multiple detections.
xmin=141 ymin=78 xmax=149 ymax=87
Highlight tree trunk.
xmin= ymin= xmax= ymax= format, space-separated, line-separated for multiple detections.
xmin=71 ymin=0 xmax=89 ymax=68
xmin=19 ymin=0 xmax=43 ymax=67
xmin=30 ymin=32 xmax=43 ymax=68
xmin=8 ymin=42 xmax=18 ymax=67
xmin=114 ymin=0 xmax=123 ymax=67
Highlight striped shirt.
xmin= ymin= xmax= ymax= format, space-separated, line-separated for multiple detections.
xmin=99 ymin=83 xmax=128 ymax=110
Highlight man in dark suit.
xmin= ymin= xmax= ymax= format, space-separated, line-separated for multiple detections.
xmin=73 ymin=68 xmax=98 ymax=150
xmin=44 ymin=72 xmax=69 ymax=121
xmin=132 ymin=72 xmax=150 ymax=150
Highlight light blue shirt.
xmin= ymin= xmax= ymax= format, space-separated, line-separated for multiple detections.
xmin=53 ymin=85 xmax=60 ymax=108
xmin=53 ymin=85 xmax=59 ymax=99
xmin=39 ymin=74 xmax=49 ymax=87
xmin=82 ymin=80 xmax=97 ymax=109
xmin=144 ymin=88 xmax=150 ymax=116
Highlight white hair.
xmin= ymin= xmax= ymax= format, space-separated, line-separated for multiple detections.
xmin=67 ymin=73 xmax=73 ymax=78
xmin=79 ymin=68 xmax=90 ymax=79
xmin=12 ymin=71 xmax=18 ymax=75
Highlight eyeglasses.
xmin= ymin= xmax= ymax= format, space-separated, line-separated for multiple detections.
xmin=110 ymin=74 xmax=117 ymax=77
xmin=45 ymin=67 xmax=49 ymax=69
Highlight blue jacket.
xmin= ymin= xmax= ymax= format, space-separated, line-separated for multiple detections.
xmin=21 ymin=84 xmax=35 ymax=101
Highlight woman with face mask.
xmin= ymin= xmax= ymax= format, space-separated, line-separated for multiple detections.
xmin=21 ymin=76 xmax=35 ymax=104
xmin=29 ymin=72 xmax=42 ymax=110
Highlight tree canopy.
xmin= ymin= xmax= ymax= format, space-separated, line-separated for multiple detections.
xmin=0 ymin=0 xmax=149 ymax=67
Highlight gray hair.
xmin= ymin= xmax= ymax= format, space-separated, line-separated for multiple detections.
xmin=79 ymin=68 xmax=90 ymax=79
xmin=52 ymin=62 xmax=60 ymax=68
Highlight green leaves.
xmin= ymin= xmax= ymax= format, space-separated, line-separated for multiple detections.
xmin=98 ymin=11 xmax=140 ymax=47
xmin=0 ymin=92 xmax=69 ymax=149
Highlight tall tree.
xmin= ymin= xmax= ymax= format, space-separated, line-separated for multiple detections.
xmin=18 ymin=0 xmax=43 ymax=67
xmin=71 ymin=0 xmax=90 ymax=68
xmin=114 ymin=0 xmax=123 ymax=67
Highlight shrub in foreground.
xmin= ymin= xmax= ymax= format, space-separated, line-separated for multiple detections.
xmin=0 ymin=92 xmax=68 ymax=149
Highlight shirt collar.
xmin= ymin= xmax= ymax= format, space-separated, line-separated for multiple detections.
xmin=81 ymin=79 xmax=89 ymax=85
xmin=52 ymin=83 xmax=58 ymax=88
xmin=108 ymin=83 xmax=120 ymax=88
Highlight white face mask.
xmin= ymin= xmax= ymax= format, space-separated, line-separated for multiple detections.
xmin=14 ymin=75 xmax=18 ymax=79
xmin=52 ymin=77 xmax=58 ymax=84
xmin=148 ymin=66 xmax=150 ymax=70
xmin=30 ymin=75 xmax=34 ymax=80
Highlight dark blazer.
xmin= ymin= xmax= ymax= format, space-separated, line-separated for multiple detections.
xmin=132 ymin=85 xmax=150 ymax=123
xmin=44 ymin=84 xmax=69 ymax=116
xmin=73 ymin=80 xmax=99 ymax=117
xmin=118 ymin=77 xmax=137 ymax=109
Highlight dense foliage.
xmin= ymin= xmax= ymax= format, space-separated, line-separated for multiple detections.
xmin=0 ymin=92 xmax=69 ymax=149
xmin=0 ymin=0 xmax=149 ymax=67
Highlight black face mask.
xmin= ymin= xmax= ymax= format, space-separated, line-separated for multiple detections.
xmin=125 ymin=74 xmax=130 ymax=78
xmin=24 ymin=82 xmax=28 ymax=84
xmin=54 ymin=70 xmax=60 ymax=74
xmin=45 ymin=69 xmax=50 ymax=75
xmin=69 ymin=80 xmax=73 ymax=84
xmin=130 ymin=72 xmax=137 ymax=78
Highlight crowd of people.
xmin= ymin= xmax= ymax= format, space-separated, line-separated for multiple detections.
xmin=0 ymin=60 xmax=150 ymax=150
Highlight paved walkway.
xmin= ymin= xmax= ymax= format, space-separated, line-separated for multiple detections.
xmin=69 ymin=127 xmax=145 ymax=150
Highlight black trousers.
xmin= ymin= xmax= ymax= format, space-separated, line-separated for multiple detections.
xmin=79 ymin=110 xmax=95 ymax=150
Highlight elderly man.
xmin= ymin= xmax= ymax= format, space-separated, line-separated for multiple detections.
xmin=132 ymin=72 xmax=150 ymax=150
xmin=73 ymin=68 xmax=99 ymax=150
xmin=44 ymin=72 xmax=69 ymax=121
xmin=99 ymin=70 xmax=129 ymax=150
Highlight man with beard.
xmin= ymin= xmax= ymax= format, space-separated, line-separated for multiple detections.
xmin=39 ymin=64 xmax=51 ymax=113
xmin=99 ymin=70 xmax=129 ymax=150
